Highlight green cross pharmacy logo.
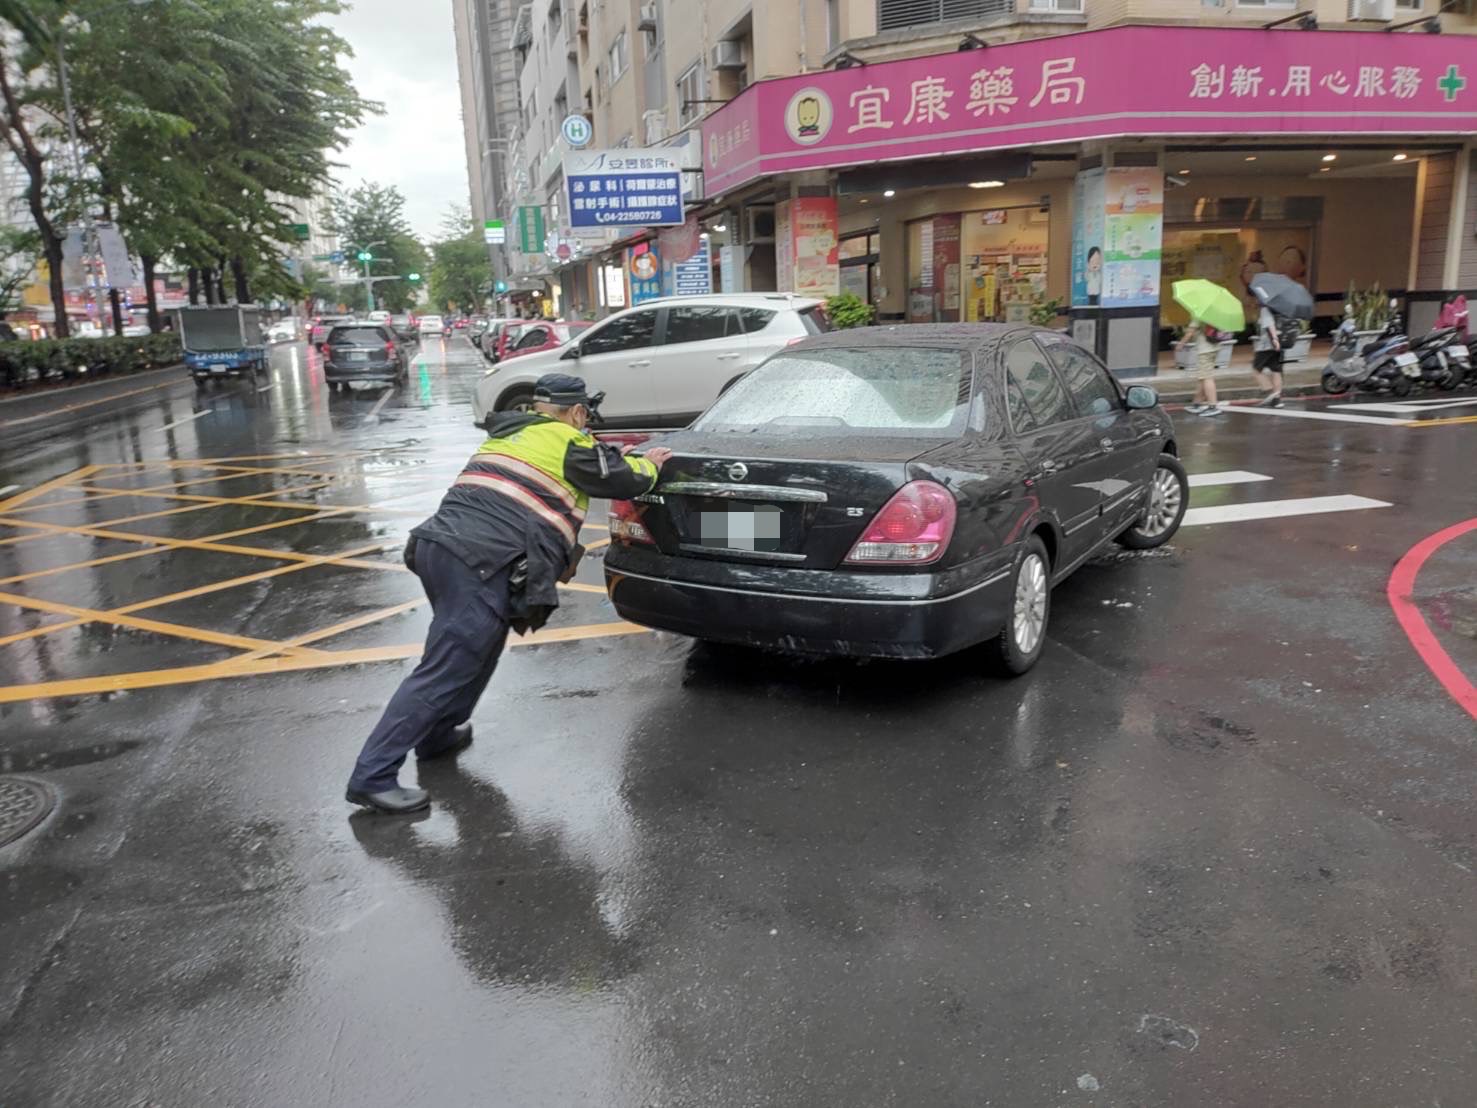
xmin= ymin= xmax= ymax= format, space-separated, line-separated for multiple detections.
xmin=1438 ymin=65 xmax=1467 ymax=103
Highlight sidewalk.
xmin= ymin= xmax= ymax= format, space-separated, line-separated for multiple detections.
xmin=1148 ymin=340 xmax=1328 ymax=405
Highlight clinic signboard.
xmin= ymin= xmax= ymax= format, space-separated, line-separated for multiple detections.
xmin=701 ymin=26 xmax=1477 ymax=195
xmin=672 ymin=239 xmax=712 ymax=296
xmin=564 ymin=148 xmax=684 ymax=229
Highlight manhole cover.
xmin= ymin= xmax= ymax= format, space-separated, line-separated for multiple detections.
xmin=0 ymin=776 xmax=55 ymax=848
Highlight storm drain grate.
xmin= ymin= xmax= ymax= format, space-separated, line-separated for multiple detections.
xmin=0 ymin=776 xmax=55 ymax=848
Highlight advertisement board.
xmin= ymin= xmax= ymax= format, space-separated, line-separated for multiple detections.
xmin=565 ymin=148 xmax=684 ymax=229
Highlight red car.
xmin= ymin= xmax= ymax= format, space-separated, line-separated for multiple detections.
xmin=498 ymin=320 xmax=593 ymax=362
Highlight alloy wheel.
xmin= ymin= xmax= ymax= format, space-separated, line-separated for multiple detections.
xmin=1139 ymin=466 xmax=1183 ymax=539
xmin=1013 ymin=553 xmax=1048 ymax=655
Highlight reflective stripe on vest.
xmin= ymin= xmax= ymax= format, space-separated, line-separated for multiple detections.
xmin=451 ymin=417 xmax=591 ymax=546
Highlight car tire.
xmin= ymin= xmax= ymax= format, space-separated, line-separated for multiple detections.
xmin=990 ymin=534 xmax=1051 ymax=677
xmin=1117 ymin=453 xmax=1189 ymax=550
xmin=497 ymin=387 xmax=536 ymax=413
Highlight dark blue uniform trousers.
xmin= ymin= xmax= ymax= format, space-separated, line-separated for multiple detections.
xmin=349 ymin=539 xmax=511 ymax=794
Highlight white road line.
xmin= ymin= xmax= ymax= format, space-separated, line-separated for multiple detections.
xmin=1187 ymin=470 xmax=1273 ymax=488
xmin=1223 ymin=405 xmax=1405 ymax=427
xmin=362 ymin=389 xmax=393 ymax=424
xmin=1332 ymin=397 xmax=1477 ymax=415
xmin=157 ymin=409 xmax=212 ymax=432
xmin=1183 ymin=494 xmax=1391 ymax=527
xmin=0 ymin=485 xmax=18 ymax=497
xmin=256 ymin=383 xmax=275 ymax=393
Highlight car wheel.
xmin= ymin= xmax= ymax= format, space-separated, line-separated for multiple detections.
xmin=497 ymin=387 xmax=536 ymax=413
xmin=991 ymin=535 xmax=1051 ymax=676
xmin=1118 ymin=453 xmax=1188 ymax=550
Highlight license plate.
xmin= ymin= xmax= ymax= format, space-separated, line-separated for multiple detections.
xmin=1449 ymin=348 xmax=1469 ymax=362
xmin=1395 ymin=352 xmax=1418 ymax=368
xmin=209 ymin=363 xmax=228 ymax=374
xmin=346 ymin=351 xmax=368 ymax=362
xmin=698 ymin=506 xmax=782 ymax=552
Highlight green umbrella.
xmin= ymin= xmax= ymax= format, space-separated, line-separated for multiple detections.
xmin=1172 ymin=279 xmax=1245 ymax=335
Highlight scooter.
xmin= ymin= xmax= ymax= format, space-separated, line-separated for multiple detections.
xmin=1408 ymin=326 xmax=1466 ymax=391
xmin=1322 ymin=311 xmax=1418 ymax=396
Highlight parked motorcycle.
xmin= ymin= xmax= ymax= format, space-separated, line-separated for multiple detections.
xmin=1408 ymin=326 xmax=1466 ymax=391
xmin=1322 ymin=308 xmax=1419 ymax=397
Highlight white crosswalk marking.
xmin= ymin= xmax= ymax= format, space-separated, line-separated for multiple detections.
xmin=1222 ymin=405 xmax=1404 ymax=427
xmin=1332 ymin=396 xmax=1477 ymax=415
xmin=1186 ymin=470 xmax=1273 ymax=488
xmin=1183 ymin=494 xmax=1391 ymax=527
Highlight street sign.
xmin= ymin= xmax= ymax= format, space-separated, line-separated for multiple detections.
xmin=291 ymin=223 xmax=311 ymax=242
xmin=561 ymin=114 xmax=593 ymax=148
xmin=516 ymin=206 xmax=545 ymax=253
xmin=311 ymin=253 xmax=334 ymax=262
xmin=673 ymin=238 xmax=712 ymax=296
xmin=564 ymin=148 xmax=684 ymax=229
xmin=330 ymin=250 xmax=345 ymax=263
xmin=484 ymin=219 xmax=506 ymax=244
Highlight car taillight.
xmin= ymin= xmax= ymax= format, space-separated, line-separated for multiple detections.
xmin=609 ymin=500 xmax=654 ymax=544
xmin=385 ymin=341 xmax=396 ymax=356
xmin=785 ymin=336 xmax=806 ymax=347
xmin=844 ymin=481 xmax=956 ymax=565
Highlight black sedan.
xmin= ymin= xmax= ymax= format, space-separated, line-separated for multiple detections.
xmin=603 ymin=325 xmax=1187 ymax=674
xmin=323 ymin=323 xmax=409 ymax=391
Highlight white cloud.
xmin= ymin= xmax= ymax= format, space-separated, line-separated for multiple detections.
xmin=325 ymin=2 xmax=470 ymax=243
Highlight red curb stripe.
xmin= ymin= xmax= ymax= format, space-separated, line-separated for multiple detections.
xmin=1387 ymin=517 xmax=1477 ymax=722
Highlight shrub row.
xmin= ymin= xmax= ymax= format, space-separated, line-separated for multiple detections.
xmin=0 ymin=333 xmax=183 ymax=390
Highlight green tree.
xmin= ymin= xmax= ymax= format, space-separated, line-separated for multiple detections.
xmin=429 ymin=205 xmax=488 ymax=313
xmin=330 ymin=182 xmax=428 ymax=312
xmin=0 ymin=225 xmax=38 ymax=317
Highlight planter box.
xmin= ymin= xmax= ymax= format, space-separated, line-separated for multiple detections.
xmin=1283 ymin=334 xmax=1313 ymax=363
xmin=1174 ymin=340 xmax=1236 ymax=370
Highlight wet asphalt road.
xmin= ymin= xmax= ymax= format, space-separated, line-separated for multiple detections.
xmin=2 ymin=336 xmax=1476 ymax=1106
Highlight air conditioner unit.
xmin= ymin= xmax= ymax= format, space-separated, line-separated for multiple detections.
xmin=638 ymin=3 xmax=658 ymax=31
xmin=643 ymin=109 xmax=668 ymax=144
xmin=711 ymin=40 xmax=745 ymax=71
xmin=746 ymin=204 xmax=775 ymax=243
xmin=1348 ymin=0 xmax=1393 ymax=20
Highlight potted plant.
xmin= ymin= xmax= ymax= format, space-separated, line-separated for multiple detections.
xmin=825 ymin=291 xmax=875 ymax=329
xmin=1347 ymin=281 xmax=1396 ymax=339
xmin=1028 ymin=296 xmax=1064 ymax=330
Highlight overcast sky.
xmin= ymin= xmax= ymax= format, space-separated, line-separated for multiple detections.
xmin=325 ymin=0 xmax=469 ymax=242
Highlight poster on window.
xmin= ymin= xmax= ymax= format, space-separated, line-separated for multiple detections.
xmin=931 ymin=214 xmax=961 ymax=321
xmin=775 ymin=200 xmax=794 ymax=293
xmin=628 ymin=244 xmax=663 ymax=304
xmin=790 ymin=197 xmax=839 ymax=298
xmin=1071 ymin=167 xmax=1105 ymax=307
xmin=1101 ymin=167 xmax=1163 ymax=308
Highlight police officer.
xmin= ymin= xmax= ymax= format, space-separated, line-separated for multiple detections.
xmin=346 ymin=373 xmax=672 ymax=814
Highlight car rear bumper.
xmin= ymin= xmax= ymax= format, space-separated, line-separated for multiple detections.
xmin=325 ymin=362 xmax=399 ymax=381
xmin=604 ymin=548 xmax=1014 ymax=660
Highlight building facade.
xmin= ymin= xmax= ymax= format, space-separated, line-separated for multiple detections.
xmin=479 ymin=0 xmax=1477 ymax=369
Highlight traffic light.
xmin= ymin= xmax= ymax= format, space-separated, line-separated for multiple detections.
xmin=407 ymin=272 xmax=421 ymax=282
xmin=356 ymin=250 xmax=372 ymax=262
xmin=494 ymin=280 xmax=508 ymax=293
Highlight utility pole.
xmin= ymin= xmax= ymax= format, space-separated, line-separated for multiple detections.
xmin=349 ymin=240 xmax=386 ymax=314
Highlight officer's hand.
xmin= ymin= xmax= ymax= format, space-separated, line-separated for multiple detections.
xmin=642 ymin=447 xmax=674 ymax=469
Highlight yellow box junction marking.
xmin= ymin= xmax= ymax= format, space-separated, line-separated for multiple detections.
xmin=0 ymin=454 xmax=641 ymax=702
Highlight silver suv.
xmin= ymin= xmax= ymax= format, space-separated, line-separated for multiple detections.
xmin=470 ymin=293 xmax=831 ymax=428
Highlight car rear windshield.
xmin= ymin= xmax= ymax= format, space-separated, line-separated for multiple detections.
xmin=799 ymin=306 xmax=832 ymax=334
xmin=328 ymin=327 xmax=388 ymax=344
xmin=693 ymin=346 xmax=972 ymax=437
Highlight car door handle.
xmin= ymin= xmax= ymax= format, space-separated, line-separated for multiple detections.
xmin=716 ymin=352 xmax=741 ymax=360
xmin=628 ymin=360 xmax=651 ymax=368
xmin=1100 ymin=437 xmax=1115 ymax=450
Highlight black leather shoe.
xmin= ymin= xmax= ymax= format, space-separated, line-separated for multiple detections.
xmin=345 ymin=786 xmax=431 ymax=814
xmin=418 ymin=722 xmax=473 ymax=762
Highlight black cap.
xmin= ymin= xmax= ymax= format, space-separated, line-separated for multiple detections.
xmin=533 ymin=373 xmax=603 ymax=409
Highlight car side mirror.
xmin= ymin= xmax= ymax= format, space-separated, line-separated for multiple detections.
xmin=1125 ymin=385 xmax=1158 ymax=410
xmin=560 ymin=344 xmax=581 ymax=360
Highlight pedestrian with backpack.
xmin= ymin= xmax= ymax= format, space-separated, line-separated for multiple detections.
xmin=1179 ymin=318 xmax=1222 ymax=417
xmin=1253 ymin=305 xmax=1287 ymax=407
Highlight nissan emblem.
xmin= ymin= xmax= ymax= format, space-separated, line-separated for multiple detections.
xmin=727 ymin=462 xmax=748 ymax=481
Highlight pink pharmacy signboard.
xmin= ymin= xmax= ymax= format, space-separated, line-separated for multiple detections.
xmin=701 ymin=26 xmax=1477 ymax=195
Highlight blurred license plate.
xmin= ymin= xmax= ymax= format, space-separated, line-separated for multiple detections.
xmin=209 ymin=363 xmax=228 ymax=374
xmin=1449 ymin=348 xmax=1469 ymax=362
xmin=699 ymin=506 xmax=782 ymax=552
xmin=1395 ymin=352 xmax=1418 ymax=367
xmin=346 ymin=351 xmax=368 ymax=362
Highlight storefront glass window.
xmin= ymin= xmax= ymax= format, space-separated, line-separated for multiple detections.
xmin=1160 ymin=226 xmax=1313 ymax=330
xmin=909 ymin=206 xmax=1049 ymax=324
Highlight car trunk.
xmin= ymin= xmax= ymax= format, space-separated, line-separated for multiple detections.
xmin=328 ymin=329 xmax=394 ymax=368
xmin=637 ymin=432 xmax=938 ymax=570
